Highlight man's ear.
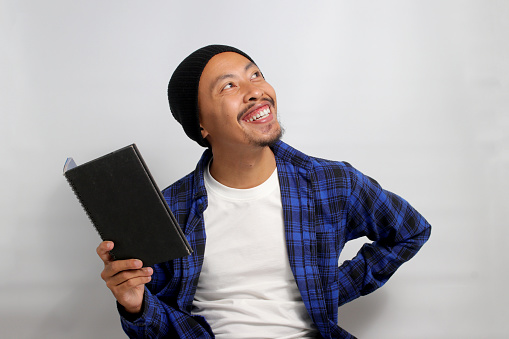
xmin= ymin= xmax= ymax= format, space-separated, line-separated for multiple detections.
xmin=200 ymin=125 xmax=209 ymax=139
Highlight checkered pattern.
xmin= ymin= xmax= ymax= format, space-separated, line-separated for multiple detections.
xmin=119 ymin=141 xmax=431 ymax=338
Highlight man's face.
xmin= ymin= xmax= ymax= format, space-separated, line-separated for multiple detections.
xmin=198 ymin=52 xmax=281 ymax=152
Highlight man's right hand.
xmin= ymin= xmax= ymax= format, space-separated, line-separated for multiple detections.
xmin=96 ymin=241 xmax=153 ymax=315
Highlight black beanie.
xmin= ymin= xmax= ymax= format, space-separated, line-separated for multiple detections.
xmin=168 ymin=45 xmax=256 ymax=147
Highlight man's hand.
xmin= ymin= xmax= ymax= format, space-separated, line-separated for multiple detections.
xmin=96 ymin=241 xmax=153 ymax=314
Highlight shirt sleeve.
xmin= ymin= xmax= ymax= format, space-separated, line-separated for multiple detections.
xmin=117 ymin=267 xmax=214 ymax=338
xmin=337 ymin=165 xmax=431 ymax=306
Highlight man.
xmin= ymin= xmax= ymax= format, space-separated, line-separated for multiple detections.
xmin=97 ymin=45 xmax=431 ymax=338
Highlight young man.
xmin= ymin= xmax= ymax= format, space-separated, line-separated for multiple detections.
xmin=97 ymin=45 xmax=431 ymax=338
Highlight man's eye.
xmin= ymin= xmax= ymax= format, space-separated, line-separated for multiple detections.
xmin=251 ymin=72 xmax=260 ymax=79
xmin=222 ymin=83 xmax=233 ymax=91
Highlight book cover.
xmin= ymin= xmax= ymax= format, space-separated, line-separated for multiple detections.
xmin=63 ymin=144 xmax=192 ymax=266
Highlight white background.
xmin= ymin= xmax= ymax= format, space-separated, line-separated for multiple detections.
xmin=2 ymin=1 xmax=508 ymax=338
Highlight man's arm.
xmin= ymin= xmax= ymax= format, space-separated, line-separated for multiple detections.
xmin=337 ymin=165 xmax=431 ymax=306
xmin=97 ymin=241 xmax=213 ymax=338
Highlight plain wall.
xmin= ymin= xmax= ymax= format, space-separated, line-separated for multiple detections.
xmin=2 ymin=1 xmax=508 ymax=338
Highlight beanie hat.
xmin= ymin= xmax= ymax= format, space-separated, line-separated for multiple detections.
xmin=168 ymin=45 xmax=256 ymax=147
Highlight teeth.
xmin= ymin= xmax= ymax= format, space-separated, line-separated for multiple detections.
xmin=248 ymin=108 xmax=270 ymax=122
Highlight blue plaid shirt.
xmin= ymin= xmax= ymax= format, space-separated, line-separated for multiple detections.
xmin=120 ymin=141 xmax=431 ymax=338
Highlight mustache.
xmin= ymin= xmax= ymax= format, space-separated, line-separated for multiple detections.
xmin=237 ymin=97 xmax=276 ymax=121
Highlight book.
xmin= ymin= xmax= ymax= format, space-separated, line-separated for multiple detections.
xmin=63 ymin=144 xmax=192 ymax=266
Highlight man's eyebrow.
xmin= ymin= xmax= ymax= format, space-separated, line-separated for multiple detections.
xmin=210 ymin=73 xmax=236 ymax=91
xmin=245 ymin=61 xmax=256 ymax=72
xmin=210 ymin=73 xmax=235 ymax=89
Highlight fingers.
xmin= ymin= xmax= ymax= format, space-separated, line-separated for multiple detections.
xmin=96 ymin=241 xmax=151 ymax=312
xmin=106 ymin=267 xmax=153 ymax=290
xmin=96 ymin=241 xmax=114 ymax=264
xmin=103 ymin=264 xmax=152 ymax=308
xmin=102 ymin=259 xmax=150 ymax=281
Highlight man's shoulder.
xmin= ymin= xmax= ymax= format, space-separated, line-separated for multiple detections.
xmin=310 ymin=155 xmax=354 ymax=175
xmin=162 ymin=171 xmax=195 ymax=196
xmin=273 ymin=140 xmax=354 ymax=175
xmin=161 ymin=148 xmax=211 ymax=202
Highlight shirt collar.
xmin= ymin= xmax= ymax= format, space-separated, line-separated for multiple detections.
xmin=192 ymin=140 xmax=313 ymax=201
xmin=192 ymin=148 xmax=212 ymax=201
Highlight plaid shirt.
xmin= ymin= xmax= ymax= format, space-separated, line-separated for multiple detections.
xmin=120 ymin=141 xmax=431 ymax=338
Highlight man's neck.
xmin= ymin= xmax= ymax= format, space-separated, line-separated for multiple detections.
xmin=208 ymin=145 xmax=276 ymax=189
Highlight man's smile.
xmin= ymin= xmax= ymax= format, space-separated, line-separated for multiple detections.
xmin=242 ymin=104 xmax=272 ymax=123
xmin=238 ymin=98 xmax=276 ymax=124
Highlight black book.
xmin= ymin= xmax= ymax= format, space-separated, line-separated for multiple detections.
xmin=63 ymin=144 xmax=192 ymax=266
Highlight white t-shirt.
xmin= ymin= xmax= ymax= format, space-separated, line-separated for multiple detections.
xmin=192 ymin=164 xmax=318 ymax=338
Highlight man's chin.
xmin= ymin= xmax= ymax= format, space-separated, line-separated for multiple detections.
xmin=249 ymin=125 xmax=284 ymax=148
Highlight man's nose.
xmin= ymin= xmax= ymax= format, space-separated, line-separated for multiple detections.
xmin=243 ymin=82 xmax=264 ymax=102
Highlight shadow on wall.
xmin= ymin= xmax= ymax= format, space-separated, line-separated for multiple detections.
xmin=33 ymin=282 xmax=125 ymax=339
xmin=338 ymin=288 xmax=389 ymax=337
